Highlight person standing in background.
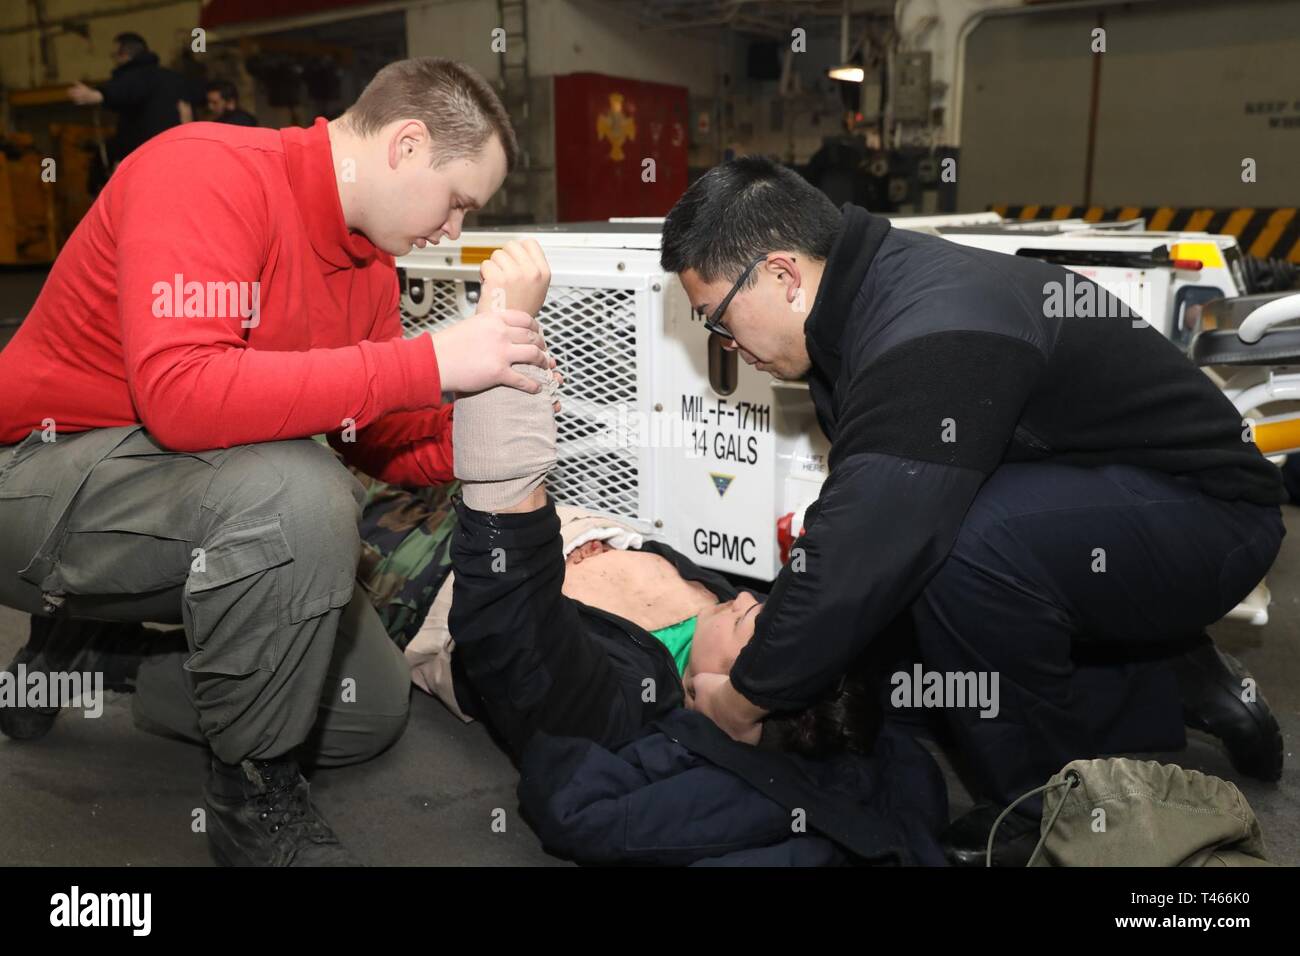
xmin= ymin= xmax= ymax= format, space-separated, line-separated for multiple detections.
xmin=68 ymin=32 xmax=195 ymax=169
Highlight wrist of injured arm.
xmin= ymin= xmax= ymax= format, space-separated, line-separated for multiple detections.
xmin=495 ymin=484 xmax=549 ymax=514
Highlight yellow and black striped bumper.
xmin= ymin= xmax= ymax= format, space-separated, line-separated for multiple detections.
xmin=991 ymin=205 xmax=1300 ymax=262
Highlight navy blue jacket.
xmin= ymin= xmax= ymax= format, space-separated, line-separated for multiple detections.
xmin=518 ymin=709 xmax=949 ymax=866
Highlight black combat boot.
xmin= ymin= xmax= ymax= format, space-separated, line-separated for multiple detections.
xmin=204 ymin=754 xmax=359 ymax=866
xmin=941 ymin=802 xmax=1041 ymax=867
xmin=1172 ymin=636 xmax=1283 ymax=782
xmin=0 ymin=615 xmax=149 ymax=741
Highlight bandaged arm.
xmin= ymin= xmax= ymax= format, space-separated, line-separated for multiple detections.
xmin=448 ymin=367 xmax=653 ymax=752
xmin=452 ymin=363 xmax=558 ymax=511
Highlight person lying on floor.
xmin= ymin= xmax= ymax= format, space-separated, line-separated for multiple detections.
xmin=357 ymin=474 xmax=753 ymax=730
xmin=443 ymin=364 xmax=817 ymax=750
xmin=435 ymin=362 xmax=950 ymax=864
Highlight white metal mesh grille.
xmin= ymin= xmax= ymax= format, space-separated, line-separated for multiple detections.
xmin=399 ymin=275 xmax=642 ymax=521
xmin=400 ymin=275 xmax=464 ymax=333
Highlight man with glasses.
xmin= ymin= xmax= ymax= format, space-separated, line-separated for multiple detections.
xmin=659 ymin=156 xmax=1286 ymax=866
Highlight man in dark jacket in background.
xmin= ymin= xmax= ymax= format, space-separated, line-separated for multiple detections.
xmin=660 ymin=157 xmax=1287 ymax=866
xmin=69 ymin=33 xmax=195 ymax=167
xmin=206 ymin=80 xmax=258 ymax=127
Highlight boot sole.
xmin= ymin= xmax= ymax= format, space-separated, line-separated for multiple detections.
xmin=0 ymin=706 xmax=59 ymax=741
xmin=205 ymin=805 xmax=253 ymax=867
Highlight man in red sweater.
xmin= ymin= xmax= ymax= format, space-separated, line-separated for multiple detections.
xmin=0 ymin=58 xmax=552 ymax=866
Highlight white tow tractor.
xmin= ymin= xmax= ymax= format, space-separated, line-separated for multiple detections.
xmin=396 ymin=215 xmax=1294 ymax=625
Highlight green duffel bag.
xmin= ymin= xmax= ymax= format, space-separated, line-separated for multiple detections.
xmin=1022 ymin=758 xmax=1274 ymax=867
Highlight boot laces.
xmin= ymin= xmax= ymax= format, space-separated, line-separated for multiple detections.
xmin=251 ymin=771 xmax=334 ymax=843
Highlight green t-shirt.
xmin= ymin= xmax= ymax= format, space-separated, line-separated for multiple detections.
xmin=649 ymin=615 xmax=697 ymax=676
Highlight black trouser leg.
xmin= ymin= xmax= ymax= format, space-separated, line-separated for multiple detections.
xmin=911 ymin=461 xmax=1283 ymax=808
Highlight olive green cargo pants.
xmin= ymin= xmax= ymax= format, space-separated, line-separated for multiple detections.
xmin=0 ymin=426 xmax=409 ymax=766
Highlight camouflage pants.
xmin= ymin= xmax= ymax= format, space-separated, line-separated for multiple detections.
xmin=350 ymin=467 xmax=460 ymax=652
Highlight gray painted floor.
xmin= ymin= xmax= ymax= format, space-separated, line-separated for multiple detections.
xmin=1 ymin=516 xmax=1298 ymax=866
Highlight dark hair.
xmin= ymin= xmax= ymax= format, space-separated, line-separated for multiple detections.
xmin=343 ymin=57 xmax=519 ymax=172
xmin=764 ymin=666 xmax=880 ymax=758
xmin=113 ymin=33 xmax=148 ymax=58
xmin=206 ymin=80 xmax=239 ymax=104
xmin=660 ymin=156 xmax=842 ymax=288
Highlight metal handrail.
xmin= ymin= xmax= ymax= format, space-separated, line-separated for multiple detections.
xmin=1236 ymin=292 xmax=1300 ymax=344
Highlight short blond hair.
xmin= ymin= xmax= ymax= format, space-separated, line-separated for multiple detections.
xmin=344 ymin=57 xmax=519 ymax=171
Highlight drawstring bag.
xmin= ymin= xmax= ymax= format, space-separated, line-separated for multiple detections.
xmin=990 ymin=757 xmax=1274 ymax=867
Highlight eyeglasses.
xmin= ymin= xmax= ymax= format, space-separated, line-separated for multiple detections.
xmin=696 ymin=253 xmax=767 ymax=341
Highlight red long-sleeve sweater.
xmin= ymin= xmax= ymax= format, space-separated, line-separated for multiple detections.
xmin=0 ymin=117 xmax=454 ymax=486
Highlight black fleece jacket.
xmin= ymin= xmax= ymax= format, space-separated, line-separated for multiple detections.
xmin=728 ymin=205 xmax=1285 ymax=714
xmin=98 ymin=52 xmax=193 ymax=164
